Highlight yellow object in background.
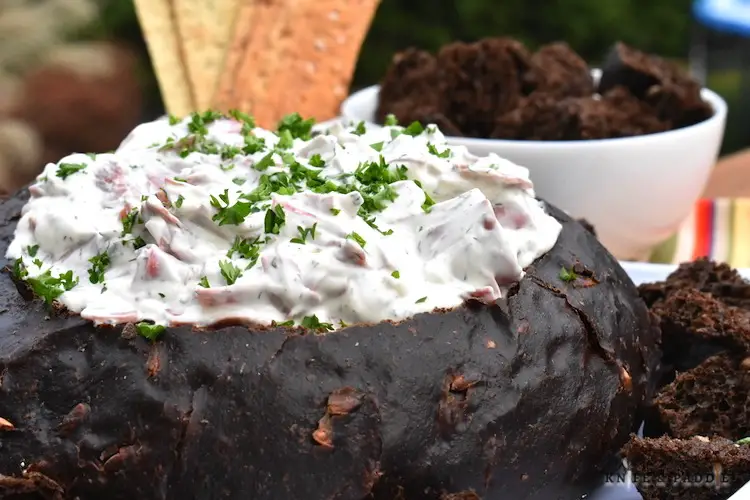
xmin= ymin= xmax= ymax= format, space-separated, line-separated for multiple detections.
xmin=649 ymin=198 xmax=750 ymax=268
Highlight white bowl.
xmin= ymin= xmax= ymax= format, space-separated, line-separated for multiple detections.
xmin=340 ymin=84 xmax=727 ymax=260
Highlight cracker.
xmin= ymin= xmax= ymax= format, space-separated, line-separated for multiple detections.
xmin=133 ymin=0 xmax=194 ymax=117
xmin=262 ymin=0 xmax=381 ymax=126
xmin=174 ymin=0 xmax=241 ymax=111
xmin=214 ymin=0 xmax=381 ymax=128
xmin=212 ymin=1 xmax=262 ymax=115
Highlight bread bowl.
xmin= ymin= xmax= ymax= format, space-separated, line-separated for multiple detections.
xmin=0 ymin=113 xmax=660 ymax=499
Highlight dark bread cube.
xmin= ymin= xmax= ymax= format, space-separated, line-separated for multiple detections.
xmin=376 ymin=48 xmax=440 ymax=123
xmin=435 ymin=38 xmax=534 ymax=137
xmin=527 ymin=42 xmax=594 ymax=98
xmin=599 ymin=42 xmax=713 ymax=128
xmin=622 ymin=435 xmax=750 ymax=500
xmin=655 ymin=355 xmax=750 ymax=441
xmin=491 ymin=88 xmax=668 ymax=141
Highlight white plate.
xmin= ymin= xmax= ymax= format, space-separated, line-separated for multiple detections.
xmin=586 ymin=262 xmax=750 ymax=500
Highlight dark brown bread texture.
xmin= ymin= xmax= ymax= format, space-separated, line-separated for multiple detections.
xmin=598 ymin=42 xmax=713 ymax=129
xmin=622 ymin=435 xmax=750 ymax=500
xmin=491 ymin=87 xmax=668 ymax=141
xmin=0 ymin=189 xmax=660 ymax=500
xmin=655 ymin=355 xmax=750 ymax=440
xmin=640 ymin=259 xmax=750 ymax=386
xmin=377 ymin=39 xmax=712 ymax=141
xmin=627 ymin=260 xmax=750 ymax=500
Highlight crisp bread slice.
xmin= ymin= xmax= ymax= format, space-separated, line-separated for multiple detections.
xmin=174 ymin=0 xmax=242 ymax=111
xmin=134 ymin=0 xmax=194 ymax=117
xmin=214 ymin=0 xmax=381 ymax=128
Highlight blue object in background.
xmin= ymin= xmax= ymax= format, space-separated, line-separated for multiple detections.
xmin=693 ymin=0 xmax=750 ymax=38
xmin=692 ymin=0 xmax=750 ymax=153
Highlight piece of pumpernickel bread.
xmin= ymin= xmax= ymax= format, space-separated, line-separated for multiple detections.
xmin=654 ymin=355 xmax=750 ymax=440
xmin=598 ymin=42 xmax=713 ymax=128
xmin=638 ymin=259 xmax=750 ymax=387
xmin=639 ymin=259 xmax=750 ymax=310
xmin=490 ymin=87 xmax=668 ymax=141
xmin=622 ymin=435 xmax=750 ymax=500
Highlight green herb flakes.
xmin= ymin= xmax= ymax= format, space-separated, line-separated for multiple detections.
xmin=219 ymin=260 xmax=243 ymax=285
xmin=56 ymin=163 xmax=87 ymax=180
xmin=290 ymin=223 xmax=317 ymax=244
xmin=559 ymin=267 xmax=577 ymax=282
xmin=88 ymin=251 xmax=110 ymax=284
xmin=301 ymin=314 xmax=334 ymax=332
xmin=346 ymin=232 xmax=366 ymax=248
xmin=136 ymin=321 xmax=165 ymax=341
xmin=210 ymin=189 xmax=253 ymax=225
xmin=264 ymin=205 xmax=286 ymax=234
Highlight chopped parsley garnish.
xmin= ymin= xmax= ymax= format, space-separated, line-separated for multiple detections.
xmin=427 ymin=143 xmax=451 ymax=158
xmin=228 ymin=109 xmax=256 ymax=129
xmin=413 ymin=180 xmax=435 ymax=212
xmin=301 ymin=315 xmax=334 ymax=332
xmin=232 ymin=177 xmax=246 ymax=185
xmin=173 ymin=177 xmax=188 ymax=183
xmin=27 ymin=245 xmax=39 ymax=257
xmin=243 ymin=135 xmax=266 ymax=155
xmin=12 ymin=258 xmax=27 ymax=279
xmin=227 ymin=236 xmax=261 ymax=266
xmin=210 ymin=189 xmax=252 ymax=225
xmin=403 ymin=121 xmax=424 ymax=137
xmin=308 ymin=154 xmax=325 ymax=168
xmin=220 ymin=146 xmax=242 ymax=160
xmin=352 ymin=121 xmax=367 ymax=135
xmin=168 ymin=115 xmax=181 ymax=125
xmin=384 ymin=114 xmax=398 ymax=126
xmin=363 ymin=215 xmax=394 ymax=236
xmin=391 ymin=270 xmax=400 ymax=279
xmin=25 ymin=269 xmax=79 ymax=304
xmin=330 ymin=208 xmax=341 ymax=215
xmin=559 ymin=267 xmax=577 ymax=282
xmin=56 ymin=163 xmax=87 ymax=179
xmin=272 ymin=320 xmax=295 ymax=327
xmin=346 ymin=232 xmax=366 ymax=248
xmin=136 ymin=321 xmax=165 ymax=341
xmin=121 ymin=208 xmax=142 ymax=235
xmin=264 ymin=205 xmax=286 ymax=234
xmin=290 ymin=223 xmax=317 ymax=244
xmin=370 ymin=141 xmax=384 ymax=152
xmin=175 ymin=195 xmax=185 ymax=208
xmin=198 ymin=276 xmax=210 ymax=288
xmin=254 ymin=152 xmax=275 ymax=171
xmin=220 ymin=163 xmax=235 ymax=171
xmin=277 ymin=113 xmax=315 ymax=140
xmin=415 ymin=296 xmax=427 ymax=304
xmin=132 ymin=236 xmax=147 ymax=250
xmin=219 ymin=260 xmax=243 ymax=285
xmin=88 ymin=251 xmax=110 ymax=284
xmin=277 ymin=129 xmax=294 ymax=149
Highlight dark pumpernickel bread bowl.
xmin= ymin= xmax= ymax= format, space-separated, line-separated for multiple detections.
xmin=0 ymin=189 xmax=660 ymax=500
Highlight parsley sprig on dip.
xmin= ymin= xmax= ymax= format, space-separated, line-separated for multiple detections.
xmin=4 ymin=111 xmax=561 ymax=337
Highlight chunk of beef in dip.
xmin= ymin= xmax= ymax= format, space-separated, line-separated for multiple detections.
xmin=6 ymin=112 xmax=562 ymax=330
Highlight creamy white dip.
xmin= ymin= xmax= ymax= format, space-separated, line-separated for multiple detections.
xmin=6 ymin=112 xmax=561 ymax=332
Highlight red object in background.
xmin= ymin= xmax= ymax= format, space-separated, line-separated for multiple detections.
xmin=10 ymin=42 xmax=143 ymax=175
